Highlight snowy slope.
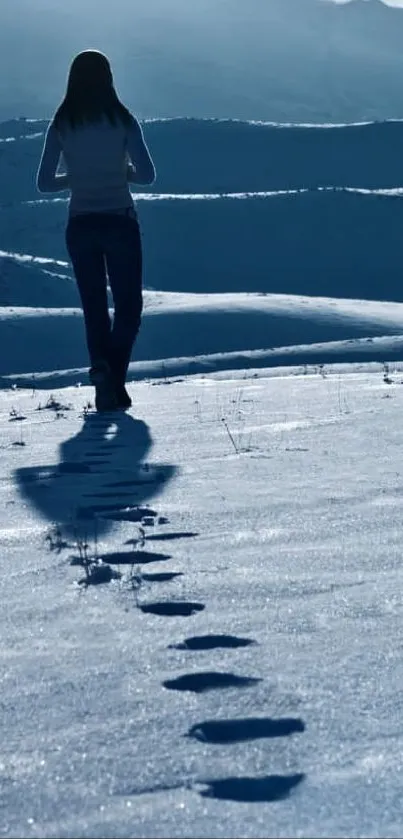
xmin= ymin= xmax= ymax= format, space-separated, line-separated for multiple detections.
xmin=3 ymin=117 xmax=403 ymax=199
xmin=2 ymin=117 xmax=403 ymax=385
xmin=2 ymin=291 xmax=403 ymax=384
xmin=0 ymin=252 xmax=76 ymax=308
xmin=3 ymin=119 xmax=403 ymax=310
xmin=2 ymin=367 xmax=403 ymax=837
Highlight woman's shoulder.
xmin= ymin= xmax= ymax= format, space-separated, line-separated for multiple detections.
xmin=125 ymin=113 xmax=146 ymax=137
xmin=43 ymin=118 xmax=63 ymax=145
xmin=46 ymin=117 xmax=59 ymax=134
xmin=123 ymin=110 xmax=139 ymax=129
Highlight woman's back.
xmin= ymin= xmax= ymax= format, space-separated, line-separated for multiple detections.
xmin=36 ymin=49 xmax=155 ymax=214
xmin=61 ymin=118 xmax=128 ymax=186
xmin=60 ymin=117 xmax=145 ymax=213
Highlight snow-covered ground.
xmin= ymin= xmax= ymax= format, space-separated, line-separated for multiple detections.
xmin=2 ymin=366 xmax=403 ymax=838
xmin=2 ymin=114 xmax=403 ymax=836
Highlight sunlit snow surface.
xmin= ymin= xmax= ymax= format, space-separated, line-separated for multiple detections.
xmin=2 ymin=368 xmax=403 ymax=838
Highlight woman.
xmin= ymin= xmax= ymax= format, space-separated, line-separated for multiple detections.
xmin=36 ymin=50 xmax=156 ymax=411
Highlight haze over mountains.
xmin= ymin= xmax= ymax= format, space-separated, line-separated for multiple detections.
xmin=2 ymin=0 xmax=403 ymax=124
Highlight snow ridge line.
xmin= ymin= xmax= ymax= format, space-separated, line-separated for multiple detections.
xmin=0 ymin=186 xmax=397 ymax=210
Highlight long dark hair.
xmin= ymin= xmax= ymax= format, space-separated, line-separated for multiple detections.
xmin=54 ymin=50 xmax=133 ymax=131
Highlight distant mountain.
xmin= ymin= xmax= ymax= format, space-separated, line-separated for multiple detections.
xmin=1 ymin=0 xmax=403 ymax=123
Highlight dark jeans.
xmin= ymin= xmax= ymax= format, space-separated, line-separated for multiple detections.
xmin=65 ymin=210 xmax=143 ymax=385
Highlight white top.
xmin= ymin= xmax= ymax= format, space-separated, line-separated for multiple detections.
xmin=36 ymin=115 xmax=156 ymax=215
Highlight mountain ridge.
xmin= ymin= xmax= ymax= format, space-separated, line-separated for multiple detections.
xmin=1 ymin=0 xmax=403 ymax=123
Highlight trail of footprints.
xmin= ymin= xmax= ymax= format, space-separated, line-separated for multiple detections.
xmin=71 ymin=504 xmax=305 ymax=804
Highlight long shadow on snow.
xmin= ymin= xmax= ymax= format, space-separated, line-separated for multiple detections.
xmin=141 ymin=601 xmax=205 ymax=618
xmin=97 ymin=550 xmax=172 ymax=565
xmin=188 ymin=717 xmax=305 ymax=743
xmin=14 ymin=411 xmax=176 ymax=539
xmin=163 ymin=672 xmax=261 ymax=693
xmin=170 ymin=634 xmax=256 ymax=650
xmin=200 ymin=773 xmax=305 ymax=803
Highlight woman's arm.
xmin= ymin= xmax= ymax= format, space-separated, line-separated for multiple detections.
xmin=126 ymin=118 xmax=156 ymax=185
xmin=36 ymin=122 xmax=70 ymax=193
